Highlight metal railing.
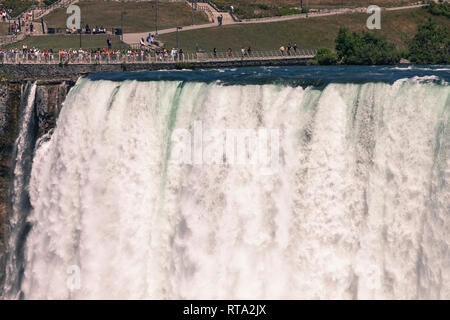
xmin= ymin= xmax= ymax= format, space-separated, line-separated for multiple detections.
xmin=0 ymin=49 xmax=317 ymax=65
xmin=196 ymin=5 xmax=214 ymax=20
xmin=32 ymin=0 xmax=79 ymax=21
xmin=186 ymin=0 xmax=240 ymax=22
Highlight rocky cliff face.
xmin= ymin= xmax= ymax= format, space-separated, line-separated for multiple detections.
xmin=35 ymin=83 xmax=72 ymax=137
xmin=0 ymin=81 xmax=73 ymax=286
xmin=0 ymin=83 xmax=21 ymax=281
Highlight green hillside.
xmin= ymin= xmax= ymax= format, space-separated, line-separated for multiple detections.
xmin=160 ymin=7 xmax=449 ymax=52
xmin=211 ymin=0 xmax=419 ymax=19
xmin=42 ymin=1 xmax=210 ymax=33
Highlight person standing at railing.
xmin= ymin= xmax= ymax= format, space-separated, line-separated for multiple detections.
xmin=293 ymin=43 xmax=297 ymax=54
xmin=227 ymin=48 xmax=232 ymax=58
xmin=280 ymin=45 xmax=285 ymax=56
xmin=147 ymin=33 xmax=154 ymax=44
xmin=34 ymin=48 xmax=40 ymax=62
xmin=44 ymin=48 xmax=49 ymax=62
xmin=247 ymin=47 xmax=252 ymax=57
xmin=179 ymin=48 xmax=184 ymax=61
xmin=213 ymin=47 xmax=217 ymax=58
xmin=171 ymin=48 xmax=178 ymax=61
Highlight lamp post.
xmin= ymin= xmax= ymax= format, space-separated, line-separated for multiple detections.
xmin=191 ymin=0 xmax=195 ymax=25
xmin=121 ymin=11 xmax=127 ymax=48
xmin=155 ymin=0 xmax=158 ymax=35
xmin=176 ymin=26 xmax=182 ymax=50
xmin=79 ymin=19 xmax=83 ymax=48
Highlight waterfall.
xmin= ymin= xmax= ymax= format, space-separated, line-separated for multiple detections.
xmin=2 ymin=82 xmax=37 ymax=299
xmin=2 ymin=77 xmax=449 ymax=299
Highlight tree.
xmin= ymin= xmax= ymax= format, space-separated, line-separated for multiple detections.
xmin=335 ymin=28 xmax=399 ymax=65
xmin=426 ymin=1 xmax=450 ymax=18
xmin=408 ymin=19 xmax=450 ymax=64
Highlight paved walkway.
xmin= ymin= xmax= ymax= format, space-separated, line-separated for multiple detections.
xmin=0 ymin=49 xmax=317 ymax=65
xmin=123 ymin=3 xmax=428 ymax=45
xmin=3 ymin=0 xmax=75 ymax=40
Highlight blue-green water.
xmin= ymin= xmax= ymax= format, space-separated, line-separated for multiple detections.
xmin=87 ymin=65 xmax=450 ymax=86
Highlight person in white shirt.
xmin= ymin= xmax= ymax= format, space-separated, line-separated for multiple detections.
xmin=171 ymin=48 xmax=177 ymax=61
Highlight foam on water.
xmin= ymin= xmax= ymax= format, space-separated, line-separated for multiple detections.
xmin=3 ymin=77 xmax=449 ymax=299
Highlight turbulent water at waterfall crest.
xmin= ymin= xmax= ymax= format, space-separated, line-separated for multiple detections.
xmin=2 ymin=66 xmax=449 ymax=299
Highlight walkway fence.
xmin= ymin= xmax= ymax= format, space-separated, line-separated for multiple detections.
xmin=31 ymin=0 xmax=78 ymax=21
xmin=0 ymin=49 xmax=317 ymax=64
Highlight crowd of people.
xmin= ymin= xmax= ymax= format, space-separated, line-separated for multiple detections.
xmin=279 ymin=42 xmax=299 ymax=56
xmin=0 ymin=45 xmax=186 ymax=63
xmin=0 ymin=35 xmax=303 ymax=64
xmin=1 ymin=7 xmax=35 ymax=35
xmin=66 ymin=24 xmax=107 ymax=35
xmin=0 ymin=47 xmax=54 ymax=63
xmin=138 ymin=33 xmax=186 ymax=61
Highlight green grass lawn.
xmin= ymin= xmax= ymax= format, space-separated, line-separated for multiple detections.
xmin=211 ymin=0 xmax=418 ymax=19
xmin=42 ymin=0 xmax=210 ymax=33
xmin=160 ymin=8 xmax=450 ymax=52
xmin=2 ymin=34 xmax=128 ymax=50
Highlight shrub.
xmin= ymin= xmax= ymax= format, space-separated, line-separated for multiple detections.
xmin=408 ymin=19 xmax=450 ymax=64
xmin=335 ymin=28 xmax=399 ymax=65
xmin=425 ymin=1 xmax=450 ymax=18
xmin=43 ymin=0 xmax=59 ymax=6
xmin=314 ymin=48 xmax=338 ymax=65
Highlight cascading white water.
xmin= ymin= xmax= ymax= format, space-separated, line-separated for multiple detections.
xmin=5 ymin=77 xmax=450 ymax=299
xmin=2 ymin=82 xmax=37 ymax=299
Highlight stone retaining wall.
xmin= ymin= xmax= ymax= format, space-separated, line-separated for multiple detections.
xmin=0 ymin=58 xmax=312 ymax=80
